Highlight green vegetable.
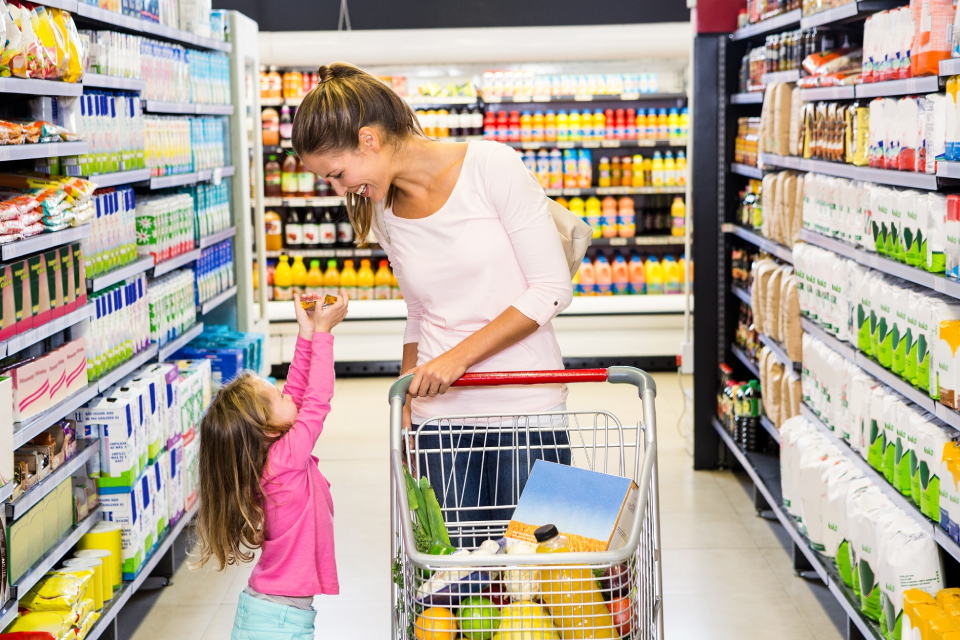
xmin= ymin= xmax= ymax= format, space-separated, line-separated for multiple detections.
xmin=420 ymin=475 xmax=451 ymax=547
xmin=404 ymin=467 xmax=424 ymax=513
xmin=428 ymin=542 xmax=456 ymax=556
xmin=414 ymin=521 xmax=432 ymax=553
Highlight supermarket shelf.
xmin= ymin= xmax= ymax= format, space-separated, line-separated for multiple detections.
xmin=760 ymin=69 xmax=800 ymax=85
xmin=937 ymin=161 xmax=960 ymax=180
xmin=483 ymin=93 xmax=687 ymax=103
xmin=0 ymin=598 xmax=14 ymax=631
xmin=855 ymin=351 xmax=936 ymax=412
xmin=799 ymin=85 xmax=856 ymax=101
xmin=759 ymin=333 xmax=800 ymax=369
xmin=158 ymin=322 xmax=204 ymax=361
xmin=85 ymin=503 xmax=198 ymax=640
xmin=730 ymin=92 xmax=764 ymax=104
xmin=759 ymin=152 xmax=940 ymax=190
xmin=934 ymin=402 xmax=960 ymax=431
xmin=731 ymin=163 xmax=763 ymax=179
xmin=1 ymin=302 xmax=94 ymax=358
xmin=6 ymin=440 xmax=97 ymax=520
xmin=31 ymin=0 xmax=76 ymax=10
xmin=731 ymin=344 xmax=761 ymax=378
xmin=0 ymin=76 xmax=83 ymax=97
xmin=143 ymin=101 xmax=233 ymax=115
xmin=139 ymin=20 xmax=231 ymax=52
xmin=855 ymin=76 xmax=941 ymax=99
xmin=85 ymin=168 xmax=151 ymax=188
xmin=731 ymin=284 xmax=752 ymax=305
xmin=10 ymin=507 xmax=103 ymax=600
xmin=87 ymin=256 xmax=155 ymax=292
xmin=199 ymin=285 xmax=237 ymax=315
xmin=262 ymin=196 xmax=344 ymax=207
xmin=800 ymin=316 xmax=857 ymax=362
xmin=196 ymin=165 xmax=235 ymax=182
xmin=73 ymin=3 xmax=231 ymax=51
xmin=504 ymin=139 xmax=687 ymax=150
xmin=0 ymin=481 xmax=12 ymax=503
xmin=722 ymin=223 xmax=794 ymax=264
xmin=731 ymin=9 xmax=802 ymax=40
xmin=590 ymin=235 xmax=686 ymax=247
xmin=96 ymin=343 xmax=160 ymax=393
xmin=800 ymin=0 xmax=908 ymax=29
xmin=150 ymin=248 xmax=201 ymax=277
xmin=264 ymin=247 xmax=387 ymax=259
xmin=12 ymin=380 xmax=101 ymax=448
xmin=760 ymin=414 xmax=780 ymax=444
xmin=199 ymin=226 xmax=236 ymax=249
xmin=82 ymin=73 xmax=146 ymax=92
xmin=148 ymin=165 xmax=233 ymax=189
xmin=544 ymin=186 xmax=686 ymax=196
xmin=0 ymin=141 xmax=87 ymax=163
xmin=2 ymin=224 xmax=91 ymax=261
xmin=194 ymin=104 xmax=234 ymax=115
xmin=405 ymin=95 xmax=480 ymax=105
xmin=941 ymin=58 xmax=960 ymax=76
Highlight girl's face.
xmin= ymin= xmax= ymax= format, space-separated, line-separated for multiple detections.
xmin=300 ymin=127 xmax=392 ymax=203
xmin=261 ymin=379 xmax=299 ymax=429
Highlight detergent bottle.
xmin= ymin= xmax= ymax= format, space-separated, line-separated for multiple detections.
xmin=612 ymin=253 xmax=629 ymax=295
xmin=322 ymin=260 xmax=340 ymax=299
xmin=646 ymin=255 xmax=663 ymax=294
xmin=594 ymin=254 xmax=613 ymax=295
xmin=375 ymin=260 xmax=393 ymax=300
xmin=305 ymin=259 xmax=324 ymax=296
xmin=663 ymin=255 xmax=682 ymax=294
xmin=340 ymin=259 xmax=358 ymax=299
xmin=274 ymin=255 xmax=293 ymax=301
xmin=629 ymin=253 xmax=646 ymax=294
xmin=357 ymin=258 xmax=375 ymax=300
xmin=290 ymin=256 xmax=307 ymax=296
xmin=577 ymin=257 xmax=595 ymax=296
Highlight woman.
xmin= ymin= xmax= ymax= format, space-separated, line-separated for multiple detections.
xmin=292 ymin=63 xmax=573 ymax=533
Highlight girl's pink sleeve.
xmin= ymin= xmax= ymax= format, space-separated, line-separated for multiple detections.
xmin=270 ymin=333 xmax=335 ymax=469
xmin=280 ymin=336 xmax=313 ymax=409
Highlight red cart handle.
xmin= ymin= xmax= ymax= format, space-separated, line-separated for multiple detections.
xmin=450 ymin=369 xmax=609 ymax=387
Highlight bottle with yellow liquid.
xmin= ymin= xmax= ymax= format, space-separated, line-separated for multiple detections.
xmin=340 ymin=259 xmax=358 ymax=299
xmin=357 ymin=258 xmax=375 ymax=300
xmin=274 ymin=255 xmax=293 ymax=301
xmin=305 ymin=259 xmax=324 ymax=296
xmin=651 ymin=152 xmax=664 ymax=187
xmin=646 ymin=255 xmax=664 ymax=295
xmin=663 ymin=152 xmax=676 ymax=186
xmin=671 ymin=196 xmax=686 ymax=237
xmin=290 ymin=255 xmax=307 ymax=296
xmin=535 ymin=524 xmax=615 ymax=639
xmin=322 ymin=259 xmax=340 ymax=299
xmin=374 ymin=260 xmax=393 ymax=300
xmin=631 ymin=155 xmax=644 ymax=187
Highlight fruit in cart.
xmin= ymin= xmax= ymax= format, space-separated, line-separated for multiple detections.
xmin=608 ymin=597 xmax=632 ymax=637
xmin=492 ymin=603 xmax=559 ymax=640
xmin=599 ymin=564 xmax=630 ymax=601
xmin=482 ymin=582 xmax=511 ymax=608
xmin=415 ymin=607 xmax=458 ymax=640
xmin=458 ymin=596 xmax=501 ymax=640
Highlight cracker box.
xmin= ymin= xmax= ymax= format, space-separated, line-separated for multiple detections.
xmin=44 ymin=250 xmax=63 ymax=320
xmin=47 ymin=344 xmax=67 ymax=407
xmin=12 ymin=355 xmax=51 ymax=422
xmin=13 ymin=259 xmax=31 ymax=333
xmin=60 ymin=244 xmax=76 ymax=314
xmin=73 ymin=243 xmax=87 ymax=308
xmin=0 ymin=262 xmax=17 ymax=342
xmin=64 ymin=337 xmax=88 ymax=396
xmin=28 ymin=254 xmax=51 ymax=328
xmin=99 ymin=480 xmax=144 ymax=580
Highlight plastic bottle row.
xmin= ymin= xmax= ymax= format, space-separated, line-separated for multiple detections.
xmin=144 ymin=115 xmax=226 ymax=176
xmin=481 ymin=71 xmax=660 ymax=97
xmin=574 ymin=252 xmax=689 ymax=296
xmin=262 ymin=256 xmax=400 ymax=302
xmin=519 ymin=148 xmax=687 ymax=190
xmin=148 ymin=269 xmax=197 ymax=346
xmin=180 ymin=181 xmax=230 ymax=238
xmin=563 ymin=194 xmax=686 ymax=239
xmin=73 ymin=90 xmax=146 ymax=177
xmin=259 ymin=66 xmax=320 ymax=100
xmin=76 ymin=0 xmax=229 ymax=42
xmin=196 ymin=239 xmax=234 ymax=305
xmin=88 ymin=274 xmax=151 ymax=381
xmin=263 ymin=153 xmax=334 ymax=198
xmin=83 ymin=185 xmax=139 ymax=278
xmin=271 ymin=207 xmax=354 ymax=250
xmin=484 ymin=107 xmax=688 ymax=143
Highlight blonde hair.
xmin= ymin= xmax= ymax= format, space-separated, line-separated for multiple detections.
xmin=194 ymin=372 xmax=291 ymax=570
xmin=291 ymin=62 xmax=426 ymax=243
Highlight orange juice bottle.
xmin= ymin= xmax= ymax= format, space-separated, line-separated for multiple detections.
xmin=323 ymin=259 xmax=340 ymax=298
xmin=631 ymin=155 xmax=645 ymax=187
xmin=357 ymin=259 xmax=375 ymax=300
xmin=274 ymin=255 xmax=293 ymax=301
xmin=520 ymin=110 xmax=533 ymax=142
xmin=635 ymin=109 xmax=647 ymax=139
xmin=340 ymin=259 xmax=358 ymax=299
xmin=305 ymin=259 xmax=324 ymax=296
xmin=577 ymin=257 xmax=595 ymax=296
xmin=544 ymin=110 xmax=557 ymax=142
xmin=535 ymin=524 xmax=615 ymax=639
xmin=629 ymin=253 xmax=646 ymax=294
xmin=612 ymin=253 xmax=629 ymax=295
xmin=594 ymin=254 xmax=613 ymax=295
xmin=375 ymin=260 xmax=393 ymax=299
xmin=290 ymin=256 xmax=307 ymax=295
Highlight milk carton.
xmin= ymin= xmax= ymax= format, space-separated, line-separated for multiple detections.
xmin=83 ymin=396 xmax=139 ymax=487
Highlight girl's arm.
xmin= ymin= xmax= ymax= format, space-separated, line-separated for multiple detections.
xmin=281 ymin=337 xmax=313 ymax=410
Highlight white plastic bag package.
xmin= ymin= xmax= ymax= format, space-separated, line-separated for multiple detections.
xmin=822 ymin=461 xmax=864 ymax=560
xmin=847 ymin=487 xmax=897 ymax=620
xmin=798 ymin=442 xmax=842 ymax=548
xmin=780 ymin=417 xmax=819 ymax=518
xmin=877 ymin=517 xmax=943 ymax=640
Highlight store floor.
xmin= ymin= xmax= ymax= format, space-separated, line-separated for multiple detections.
xmin=126 ymin=373 xmax=845 ymax=640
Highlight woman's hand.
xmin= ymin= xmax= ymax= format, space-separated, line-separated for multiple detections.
xmin=408 ymin=350 xmax=469 ymax=398
xmin=293 ymin=293 xmax=316 ymax=340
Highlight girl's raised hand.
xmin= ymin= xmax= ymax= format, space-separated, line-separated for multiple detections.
xmin=315 ymin=294 xmax=349 ymax=334
xmin=293 ymin=293 xmax=316 ymax=339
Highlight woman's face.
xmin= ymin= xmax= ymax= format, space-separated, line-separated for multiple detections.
xmin=300 ymin=127 xmax=392 ymax=203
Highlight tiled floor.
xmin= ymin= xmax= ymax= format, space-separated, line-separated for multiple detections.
xmin=127 ymin=372 xmax=845 ymax=640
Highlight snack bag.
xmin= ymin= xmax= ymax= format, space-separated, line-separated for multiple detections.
xmin=52 ymin=9 xmax=81 ymax=83
xmin=19 ymin=569 xmax=93 ymax=612
xmin=32 ymin=7 xmax=62 ymax=79
xmin=10 ymin=3 xmax=44 ymax=78
xmin=0 ymin=1 xmax=22 ymax=77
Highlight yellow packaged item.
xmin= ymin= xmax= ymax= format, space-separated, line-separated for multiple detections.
xmin=929 ymin=613 xmax=960 ymax=640
xmin=493 ymin=603 xmax=559 ymax=640
xmin=73 ymin=548 xmax=116 ymax=596
xmin=905 ymin=602 xmax=943 ymax=640
xmin=19 ymin=569 xmax=93 ymax=612
xmin=51 ymin=9 xmax=81 ymax=83
xmin=62 ymin=557 xmax=104 ymax=610
xmin=852 ymin=105 xmax=870 ymax=166
xmin=74 ymin=610 xmax=100 ymax=639
xmin=77 ymin=523 xmax=122 ymax=590
xmin=34 ymin=8 xmax=65 ymax=79
xmin=940 ymin=589 xmax=960 ymax=608
xmin=5 ymin=610 xmax=72 ymax=639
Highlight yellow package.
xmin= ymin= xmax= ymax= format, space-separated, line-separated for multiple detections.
xmin=852 ymin=105 xmax=870 ymax=166
xmin=5 ymin=610 xmax=72 ymax=639
xmin=64 ymin=595 xmax=93 ymax=626
xmin=31 ymin=7 xmax=64 ymax=79
xmin=74 ymin=610 xmax=100 ymax=638
xmin=52 ymin=9 xmax=82 ymax=83
xmin=19 ymin=569 xmax=93 ymax=612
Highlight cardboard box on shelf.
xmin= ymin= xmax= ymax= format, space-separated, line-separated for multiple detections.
xmin=11 ymin=355 xmax=51 ymax=422
xmin=45 ymin=250 xmax=62 ymax=321
xmin=0 ymin=376 xmax=12 ymax=489
xmin=73 ymin=243 xmax=87 ymax=308
xmin=64 ymin=337 xmax=88 ymax=397
xmin=13 ymin=259 xmax=30 ymax=333
xmin=98 ymin=479 xmax=144 ymax=580
xmin=0 ymin=262 xmax=16 ymax=342
xmin=47 ymin=345 xmax=67 ymax=407
xmin=61 ymin=244 xmax=76 ymax=314
xmin=81 ymin=395 xmax=139 ymax=487
xmin=28 ymin=254 xmax=51 ymax=328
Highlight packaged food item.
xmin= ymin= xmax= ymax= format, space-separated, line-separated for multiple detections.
xmin=298 ymin=293 xmax=338 ymax=309
xmin=18 ymin=569 xmax=93 ymax=612
xmin=52 ymin=9 xmax=81 ymax=83
xmin=32 ymin=7 xmax=64 ymax=79
xmin=0 ymin=1 xmax=22 ymax=78
xmin=9 ymin=3 xmax=44 ymax=78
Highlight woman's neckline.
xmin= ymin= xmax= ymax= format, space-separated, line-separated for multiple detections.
xmin=388 ymin=140 xmax=474 ymax=222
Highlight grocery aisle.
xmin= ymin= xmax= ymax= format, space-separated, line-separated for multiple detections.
xmin=124 ymin=373 xmax=843 ymax=640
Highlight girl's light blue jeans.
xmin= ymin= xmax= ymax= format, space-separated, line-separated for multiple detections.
xmin=231 ymin=591 xmax=316 ymax=640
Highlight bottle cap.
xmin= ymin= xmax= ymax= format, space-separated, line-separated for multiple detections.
xmin=534 ymin=524 xmax=559 ymax=542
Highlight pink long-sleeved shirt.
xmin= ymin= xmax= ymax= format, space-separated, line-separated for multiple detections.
xmin=377 ymin=140 xmax=574 ymax=419
xmin=248 ymin=332 xmax=339 ymax=597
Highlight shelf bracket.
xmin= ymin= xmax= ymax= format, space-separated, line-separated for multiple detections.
xmin=792 ymin=541 xmax=821 ymax=582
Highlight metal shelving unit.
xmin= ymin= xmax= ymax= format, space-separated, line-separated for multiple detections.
xmin=200 ymin=285 xmax=238 ymax=315
xmin=483 ymin=92 xmax=687 ymax=103
xmin=0 ymin=141 xmax=86 ymax=163
xmin=731 ymin=9 xmax=802 ymax=40
xmin=158 ymin=322 xmax=204 ymax=361
xmin=759 ymin=152 xmax=940 ymax=190
xmin=0 ymin=302 xmax=94 ymax=358
xmin=503 ymin=138 xmax=687 ymax=150
xmin=151 ymin=248 xmax=202 ymax=277
xmin=1 ymin=225 xmax=92 ymax=260
xmin=722 ymin=223 xmax=794 ymax=263
xmin=87 ymin=256 xmax=156 ymax=292
xmin=199 ymin=226 xmax=237 ymax=248
xmin=6 ymin=440 xmax=98 ymax=520
xmin=84 ymin=168 xmax=151 ymax=188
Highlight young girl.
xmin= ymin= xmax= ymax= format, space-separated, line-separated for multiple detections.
xmin=195 ymin=293 xmax=348 ymax=639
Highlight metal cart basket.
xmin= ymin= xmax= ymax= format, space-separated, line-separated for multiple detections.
xmin=390 ymin=367 xmax=662 ymax=640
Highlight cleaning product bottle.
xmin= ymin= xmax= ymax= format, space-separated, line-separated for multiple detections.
xmin=290 ymin=255 xmax=307 ymax=295
xmin=274 ymin=255 xmax=293 ymax=301
xmin=305 ymin=259 xmax=324 ymax=296
xmin=577 ymin=257 xmax=595 ymax=296
xmin=671 ymin=196 xmax=686 ymax=237
xmin=629 ymin=253 xmax=646 ymax=294
xmin=594 ymin=254 xmax=613 ymax=295
xmin=535 ymin=524 xmax=615 ymax=639
xmin=663 ymin=255 xmax=681 ymax=294
xmin=322 ymin=259 xmax=340 ymax=299
xmin=357 ymin=258 xmax=375 ymax=300
xmin=612 ymin=253 xmax=629 ymax=295
xmin=646 ymin=255 xmax=663 ymax=294
xmin=340 ymin=259 xmax=358 ymax=299
xmin=375 ymin=260 xmax=393 ymax=300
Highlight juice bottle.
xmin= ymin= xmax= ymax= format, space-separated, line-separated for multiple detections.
xmin=549 ymin=150 xmax=564 ymax=189
xmin=584 ymin=203 xmax=601 ymax=238
xmin=680 ymin=107 xmax=689 ymax=139
xmin=532 ymin=110 xmax=545 ymax=142
xmin=664 ymin=255 xmax=682 ymax=294
xmin=290 ymin=255 xmax=307 ymax=295
xmin=534 ymin=524 xmax=615 ymax=639
xmin=274 ymin=255 xmax=293 ymax=301
xmin=671 ymin=196 xmax=686 ymax=236
xmin=265 ymin=210 xmax=283 ymax=251
xmin=357 ymin=259 xmax=375 ymax=300
xmin=632 ymin=155 xmax=645 ymax=187
xmin=323 ymin=259 xmax=340 ymax=299
xmin=545 ymin=110 xmax=557 ymax=142
xmin=620 ymin=156 xmax=632 ymax=187
xmin=645 ymin=111 xmax=658 ymax=139
xmin=340 ymin=259 xmax=358 ymax=299
xmin=563 ymin=150 xmax=578 ymax=188
xmin=646 ymin=255 xmax=663 ymax=294
xmin=598 ymin=157 xmax=611 ymax=187
xmin=635 ymin=109 xmax=647 ymax=139
xmin=264 ymin=155 xmax=282 ymax=197
xmin=577 ymin=257 xmax=595 ymax=295
xmin=520 ymin=110 xmax=533 ymax=142
xmin=262 ymin=108 xmax=280 ymax=146
xmin=281 ymin=154 xmax=299 ymax=197
xmin=568 ymin=197 xmax=586 ymax=217
xmin=601 ymin=207 xmax=617 ymax=238
xmin=557 ymin=110 xmax=569 ymax=142
xmin=305 ymin=259 xmax=324 ymax=295
xmin=679 ymin=256 xmax=689 ymax=288
xmin=536 ymin=150 xmax=551 ymax=187
xmin=483 ymin=111 xmax=497 ymax=139
xmin=611 ymin=157 xmax=621 ymax=186
xmin=651 ymin=152 xmax=664 ymax=187
xmin=642 ymin=157 xmax=653 ymax=184
xmin=668 ymin=108 xmax=680 ymax=139
xmin=508 ymin=110 xmax=521 ymax=142
xmin=629 ymin=253 xmax=646 ymax=294
xmin=604 ymin=109 xmax=615 ymax=139
xmin=657 ymin=108 xmax=669 ymax=139
xmin=577 ymin=150 xmax=592 ymax=188
xmin=594 ymin=254 xmax=613 ymax=295
xmin=614 ymin=108 xmax=626 ymax=140
xmin=555 ymin=197 xmax=570 ymax=209
xmin=437 ymin=109 xmax=449 ymax=137
xmin=664 ymin=152 xmax=676 ymax=186
xmin=676 ymin=151 xmax=687 ymax=186
xmin=618 ymin=200 xmax=636 ymax=237
xmin=612 ymin=253 xmax=629 ymax=294
xmin=568 ymin=110 xmax=581 ymax=141
xmin=297 ymin=158 xmax=315 ymax=197
xmin=375 ymin=260 xmax=393 ymax=299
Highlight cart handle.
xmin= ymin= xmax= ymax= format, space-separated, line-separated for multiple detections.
xmin=388 ymin=366 xmax=656 ymax=404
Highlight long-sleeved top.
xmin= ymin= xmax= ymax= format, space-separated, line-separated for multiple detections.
xmin=248 ymin=333 xmax=339 ymax=597
xmin=377 ymin=140 xmax=574 ymax=419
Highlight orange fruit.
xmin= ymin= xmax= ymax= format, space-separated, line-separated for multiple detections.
xmin=415 ymin=607 xmax=458 ymax=640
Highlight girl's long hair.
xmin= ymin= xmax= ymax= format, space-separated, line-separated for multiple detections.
xmin=194 ymin=372 xmax=291 ymax=570
xmin=291 ymin=62 xmax=426 ymax=244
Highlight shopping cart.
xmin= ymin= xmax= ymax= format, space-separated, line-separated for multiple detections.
xmin=390 ymin=367 xmax=662 ymax=640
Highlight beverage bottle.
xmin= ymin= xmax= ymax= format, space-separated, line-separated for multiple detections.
xmin=285 ymin=210 xmax=303 ymax=247
xmin=357 ymin=259 xmax=375 ymax=300
xmin=585 ymin=196 xmax=601 ymax=215
xmin=483 ymin=111 xmax=497 ymax=139
xmin=535 ymin=150 xmax=551 ymax=187
xmin=646 ymin=112 xmax=658 ymax=139
xmin=680 ymin=107 xmax=689 ymax=139
xmin=532 ymin=110 xmax=545 ymax=142
xmin=305 ymin=259 xmax=324 ymax=295
xmin=520 ymin=110 xmax=533 ymax=142
xmin=632 ymin=154 xmax=645 ymax=187
xmin=679 ymin=256 xmax=689 ymax=287
xmin=279 ymin=105 xmax=293 ymax=143
xmin=319 ymin=209 xmax=336 ymax=246
xmin=266 ymin=261 xmax=276 ymax=300
xmin=651 ymin=152 xmax=664 ymax=186
xmin=549 ymin=150 xmax=564 ymax=189
xmin=577 ymin=257 xmax=596 ymax=295
xmin=657 ymin=108 xmax=669 ymax=139
xmin=601 ymin=201 xmax=617 ymax=238
xmin=614 ymin=108 xmax=626 ymax=140
xmin=297 ymin=158 xmax=314 ymax=197
xmin=664 ymin=152 xmax=676 ymax=186
xmin=470 ymin=107 xmax=484 ymax=136
xmin=322 ymin=260 xmax=340 ymax=299
xmin=612 ymin=253 xmax=629 ymax=294
xmin=375 ymin=260 xmax=393 ymax=299
xmin=568 ymin=197 xmax=586 ymax=217
xmin=676 ymin=151 xmax=687 ymax=186
xmin=544 ymin=110 xmax=557 ymax=142
xmin=740 ymin=380 xmax=763 ymax=452
xmin=508 ymin=110 xmax=521 ymax=142
xmin=625 ymin=108 xmax=636 ymax=139
xmin=302 ymin=209 xmax=319 ymax=248
xmin=290 ymin=255 xmax=307 ymax=295
xmin=340 ymin=259 xmax=358 ymax=299
xmin=584 ymin=202 xmax=601 ymax=238
xmin=262 ymin=108 xmax=280 ymax=146
xmin=254 ymin=260 xmax=260 ymax=302
xmin=534 ymin=524 xmax=615 ymax=638
xmin=611 ymin=157 xmax=621 ymax=186
xmin=563 ymin=150 xmax=578 ymax=188
xmin=645 ymin=255 xmax=663 ymax=294
xmin=598 ymin=157 xmax=611 ymax=187
xmin=265 ymin=210 xmax=283 ymax=251
xmin=264 ymin=155 xmax=282 ymax=197
xmin=668 ymin=108 xmax=680 ymax=139
xmin=495 ymin=111 xmax=508 ymax=141
xmin=618 ymin=200 xmax=636 ymax=237
xmin=635 ymin=109 xmax=647 ymax=139
xmin=274 ymin=254 xmax=293 ymax=300
xmin=557 ymin=110 xmax=569 ymax=142
xmin=592 ymin=109 xmax=605 ymax=142
xmin=437 ymin=109 xmax=450 ymax=137
xmin=581 ymin=109 xmax=593 ymax=140
xmin=733 ymin=382 xmax=746 ymax=445
xmin=568 ymin=110 xmax=581 ymax=141
xmin=671 ymin=196 xmax=686 ymax=236
xmin=620 ymin=156 xmax=632 ymax=187
xmin=521 ymin=150 xmax=537 ymax=173
xmin=594 ymin=254 xmax=613 ymax=295
xmin=642 ymin=157 xmax=653 ymax=184
xmin=337 ymin=214 xmax=355 ymax=246
xmin=577 ymin=150 xmax=592 ymax=188
xmin=315 ymin=175 xmax=330 ymax=197
xmin=629 ymin=253 xmax=646 ymax=294
xmin=555 ymin=196 xmax=570 ymax=209
xmin=663 ymin=255 xmax=681 ymax=294
xmin=281 ymin=154 xmax=299 ymax=197
xmin=604 ymin=109 xmax=615 ymax=139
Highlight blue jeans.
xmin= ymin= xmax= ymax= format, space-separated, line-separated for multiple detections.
xmin=231 ymin=591 xmax=316 ymax=640
xmin=415 ymin=415 xmax=571 ymax=547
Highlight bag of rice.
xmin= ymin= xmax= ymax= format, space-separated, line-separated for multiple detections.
xmin=878 ymin=517 xmax=944 ymax=640
xmin=848 ymin=487 xmax=897 ymax=619
xmin=780 ymin=416 xmax=817 ymax=517
xmin=916 ymin=419 xmax=959 ymax=521
xmin=867 ymin=385 xmax=891 ymax=472
xmin=798 ymin=443 xmax=842 ymax=548
xmin=823 ymin=461 xmax=865 ymax=563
